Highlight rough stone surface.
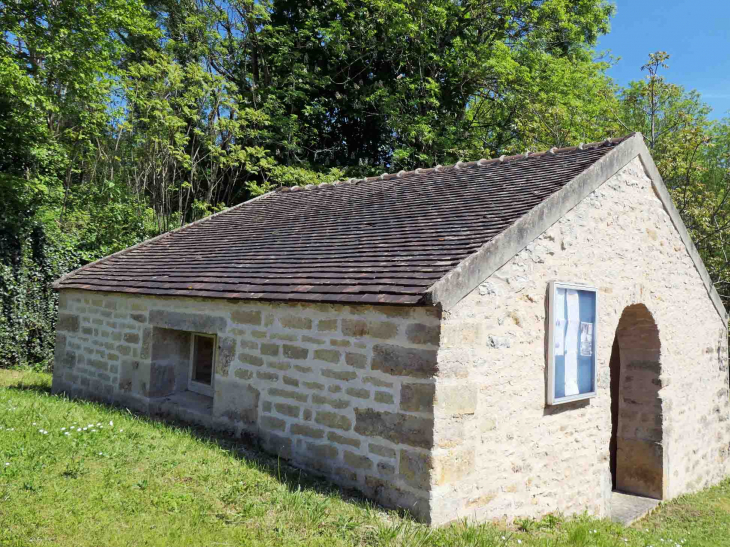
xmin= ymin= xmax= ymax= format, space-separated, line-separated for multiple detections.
xmin=400 ymin=383 xmax=435 ymax=413
xmin=341 ymin=319 xmax=398 ymax=339
xmin=371 ymin=345 xmax=438 ymax=378
xmin=315 ymin=410 xmax=352 ymax=431
xmin=610 ymin=491 xmax=660 ymax=526
xmin=57 ymin=314 xmax=80 ymax=333
xmin=149 ymin=309 xmax=227 ymax=333
xmin=354 ymin=408 xmax=434 ymax=449
xmin=405 ymin=324 xmax=440 ymax=346
xmin=400 ymin=450 xmax=432 ymax=490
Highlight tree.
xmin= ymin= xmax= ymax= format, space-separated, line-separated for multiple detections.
xmin=610 ymin=52 xmax=730 ymax=305
xmin=198 ymin=0 xmax=615 ymax=171
xmin=0 ymin=0 xmax=157 ymax=366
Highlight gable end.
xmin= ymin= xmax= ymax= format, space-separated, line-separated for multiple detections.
xmin=426 ymin=133 xmax=728 ymax=324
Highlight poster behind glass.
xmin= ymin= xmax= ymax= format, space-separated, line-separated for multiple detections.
xmin=548 ymin=282 xmax=597 ymax=404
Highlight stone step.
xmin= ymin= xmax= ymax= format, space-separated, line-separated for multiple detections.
xmin=610 ymin=491 xmax=660 ymax=526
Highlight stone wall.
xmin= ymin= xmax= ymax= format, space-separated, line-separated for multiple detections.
xmin=53 ymin=292 xmax=441 ymax=520
xmin=433 ymin=157 xmax=730 ymax=525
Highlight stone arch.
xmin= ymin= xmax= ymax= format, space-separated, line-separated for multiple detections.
xmin=609 ymin=303 xmax=664 ymax=499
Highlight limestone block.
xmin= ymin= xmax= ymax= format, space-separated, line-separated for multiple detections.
xmin=283 ymin=375 xmax=299 ymax=387
xmin=291 ymin=424 xmax=325 ymax=438
xmin=363 ymin=376 xmax=393 ymax=388
xmin=256 ymin=371 xmax=278 ymax=382
xmin=400 ymin=449 xmax=432 ymax=489
xmin=346 ymin=387 xmax=370 ymax=400
xmin=149 ymin=309 xmax=227 ymax=333
xmin=440 ymin=322 xmax=484 ymax=348
xmin=238 ymin=353 xmax=264 ymax=367
xmin=344 ymin=451 xmax=373 ymax=470
xmin=234 ymin=368 xmax=253 ymax=380
xmin=322 ymin=369 xmax=356 ymax=381
xmin=260 ymin=343 xmax=280 ymax=356
xmin=57 ymin=314 xmax=80 ymax=333
xmin=318 ymin=319 xmax=338 ymax=332
xmin=216 ymin=336 xmax=237 ymax=376
xmin=305 ymin=442 xmax=338 ymax=461
xmin=345 ymin=353 xmax=367 ymax=369
xmin=283 ymin=344 xmax=308 ymax=360
xmin=435 ymin=384 xmax=477 ymax=416
xmin=342 ymin=319 xmax=398 ymax=339
xmin=269 ymin=387 xmax=308 ymax=403
xmin=327 ymin=432 xmax=360 ymax=448
xmin=433 ymin=446 xmax=476 ymax=485
xmin=261 ymin=416 xmax=286 ymax=432
xmin=354 ymin=408 xmax=433 ymax=449
xmin=123 ymin=332 xmax=140 ymax=344
xmin=400 ymin=383 xmax=435 ymax=413
xmin=280 ymin=315 xmax=313 ymax=330
xmin=371 ymin=345 xmax=438 ymax=378
xmin=274 ymin=403 xmax=300 ymax=418
xmin=214 ymin=378 xmax=259 ymax=425
xmin=406 ymin=323 xmax=440 ymax=346
xmin=315 ymin=411 xmax=352 ymax=431
xmin=369 ymin=443 xmax=396 ymax=459
xmin=314 ymin=349 xmax=341 ymax=364
xmin=231 ymin=309 xmax=262 ymax=326
xmin=312 ymin=394 xmax=350 ymax=409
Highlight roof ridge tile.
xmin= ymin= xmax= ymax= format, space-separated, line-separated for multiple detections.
xmin=279 ymin=134 xmax=635 ymax=193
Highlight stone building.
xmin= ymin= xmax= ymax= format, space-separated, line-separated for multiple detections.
xmin=52 ymin=133 xmax=730 ymax=525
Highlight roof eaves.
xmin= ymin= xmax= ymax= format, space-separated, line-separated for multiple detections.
xmin=276 ymin=137 xmax=632 ymax=195
xmin=52 ymin=190 xmax=277 ymax=290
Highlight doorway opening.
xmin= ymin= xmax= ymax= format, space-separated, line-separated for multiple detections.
xmin=609 ymin=304 xmax=664 ymax=499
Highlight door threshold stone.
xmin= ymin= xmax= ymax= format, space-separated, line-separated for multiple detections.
xmin=610 ymin=491 xmax=660 ymax=526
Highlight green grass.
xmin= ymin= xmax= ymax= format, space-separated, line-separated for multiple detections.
xmin=1 ymin=369 xmax=729 ymax=546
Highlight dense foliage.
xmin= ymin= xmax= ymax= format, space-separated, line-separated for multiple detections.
xmin=1 ymin=1 xmax=728 ymax=369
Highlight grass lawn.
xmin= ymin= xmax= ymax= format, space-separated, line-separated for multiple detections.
xmin=1 ymin=369 xmax=730 ymax=546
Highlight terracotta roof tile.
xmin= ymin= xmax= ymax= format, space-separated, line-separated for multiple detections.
xmin=54 ymin=136 xmax=631 ymax=304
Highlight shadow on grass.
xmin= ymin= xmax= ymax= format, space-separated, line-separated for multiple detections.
xmin=5 ymin=381 xmax=52 ymax=395
xmin=147 ymin=411 xmax=416 ymax=520
xmin=34 ymin=383 xmax=411 ymax=521
xmin=183 ymin=419 xmax=373 ymax=505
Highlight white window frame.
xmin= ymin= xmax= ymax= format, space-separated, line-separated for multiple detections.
xmin=547 ymin=281 xmax=598 ymax=405
xmin=188 ymin=333 xmax=216 ymax=397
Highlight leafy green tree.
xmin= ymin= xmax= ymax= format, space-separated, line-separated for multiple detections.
xmin=0 ymin=0 xmax=157 ymax=366
xmin=201 ymin=0 xmax=616 ymax=170
xmin=7 ymin=1 xmax=730 ymax=370
xmin=610 ymin=52 xmax=730 ymax=306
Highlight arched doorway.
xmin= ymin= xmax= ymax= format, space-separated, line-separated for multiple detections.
xmin=609 ymin=304 xmax=664 ymax=499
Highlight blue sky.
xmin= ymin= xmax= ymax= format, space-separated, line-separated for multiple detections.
xmin=597 ymin=1 xmax=730 ymax=120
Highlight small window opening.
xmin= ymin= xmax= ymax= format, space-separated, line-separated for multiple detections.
xmin=189 ymin=334 xmax=215 ymax=397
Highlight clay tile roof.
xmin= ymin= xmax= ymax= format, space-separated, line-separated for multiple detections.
xmin=54 ymin=136 xmax=633 ymax=305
